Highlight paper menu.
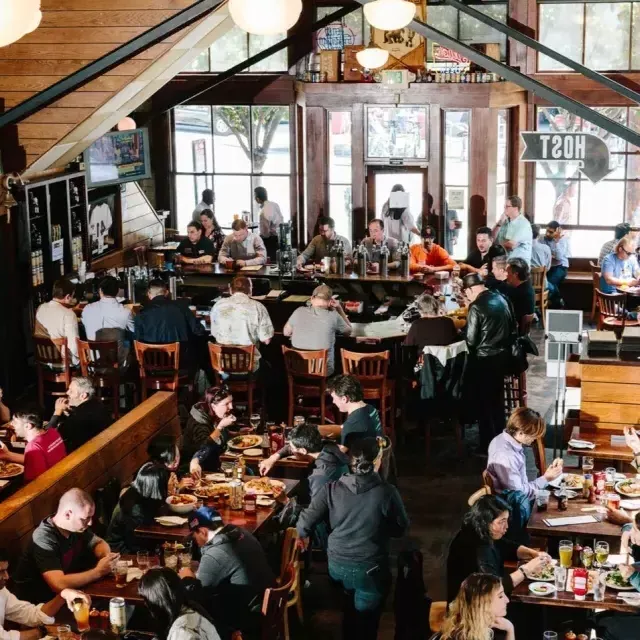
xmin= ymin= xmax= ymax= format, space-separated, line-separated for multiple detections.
xmin=543 ymin=515 xmax=598 ymax=527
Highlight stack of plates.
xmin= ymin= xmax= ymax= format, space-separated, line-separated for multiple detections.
xmin=587 ymin=330 xmax=618 ymax=358
xmin=620 ymin=327 xmax=640 ymax=360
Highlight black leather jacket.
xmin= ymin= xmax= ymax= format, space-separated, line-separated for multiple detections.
xmin=465 ymin=289 xmax=514 ymax=358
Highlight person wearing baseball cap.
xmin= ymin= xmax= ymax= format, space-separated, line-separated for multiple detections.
xmin=179 ymin=507 xmax=274 ymax=636
xmin=409 ymin=225 xmax=456 ymax=274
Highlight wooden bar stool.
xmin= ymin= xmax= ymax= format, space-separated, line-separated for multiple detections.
xmin=340 ymin=348 xmax=395 ymax=445
xmin=595 ymin=289 xmax=639 ymax=338
xmin=33 ymin=336 xmax=73 ymax=407
xmin=530 ymin=266 xmax=549 ymax=329
xmin=262 ymin=564 xmax=295 ymax=640
xmin=208 ymin=343 xmax=264 ymax=420
xmin=282 ymin=346 xmax=328 ymax=425
xmin=133 ymin=341 xmax=192 ymax=401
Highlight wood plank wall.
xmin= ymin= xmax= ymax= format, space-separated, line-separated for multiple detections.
xmin=0 ymin=0 xmax=199 ymax=169
xmin=121 ymin=182 xmax=164 ymax=249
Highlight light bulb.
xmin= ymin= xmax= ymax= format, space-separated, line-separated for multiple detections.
xmin=364 ymin=0 xmax=416 ymax=31
xmin=229 ymin=0 xmax=302 ymax=35
xmin=117 ymin=117 xmax=137 ymax=131
xmin=356 ymin=47 xmax=390 ymax=70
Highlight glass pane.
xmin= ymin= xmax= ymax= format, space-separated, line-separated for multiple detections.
xmin=628 ymin=153 xmax=640 ymax=180
xmin=366 ymin=107 xmax=427 ymax=159
xmin=534 ymin=179 xmax=579 ymax=226
xmin=566 ymin=229 xmax=612 ymax=259
xmin=213 ymin=175 xmax=252 ymax=229
xmin=329 ymin=111 xmax=352 ymax=184
xmin=497 ymin=109 xmax=509 ymax=184
xmin=459 ymin=4 xmax=508 ymax=61
xmin=625 ymin=180 xmax=640 ymax=225
xmin=537 ymin=106 xmax=583 ymax=134
xmin=251 ymin=176 xmax=291 ymax=224
xmin=538 ymin=4 xmax=584 ymax=71
xmin=183 ymin=50 xmax=209 ymax=72
xmin=316 ymin=6 xmax=366 ymax=51
xmin=633 ymin=3 xmax=640 ymax=69
xmin=252 ymin=106 xmax=290 ymax=174
xmin=173 ymin=106 xmax=213 ymax=173
xmin=175 ymin=174 xmax=212 ymax=233
xmin=329 ymin=184 xmax=352 ymax=243
xmin=583 ymin=107 xmax=628 ymax=156
xmin=249 ymin=34 xmax=288 ymax=72
xmin=375 ymin=172 xmax=424 ymax=245
xmin=585 ymin=3 xmax=630 ymax=71
xmin=210 ymin=26 xmax=248 ymax=72
xmin=444 ymin=110 xmax=470 ymax=186
xmin=628 ymin=107 xmax=640 ymax=152
xmin=445 ymin=185 xmax=468 ymax=260
xmin=495 ymin=183 xmax=508 ymax=229
xmin=579 ymin=179 xmax=625 ymax=226
xmin=213 ymin=106 xmax=251 ymax=174
xmin=426 ymin=6 xmax=457 ymax=38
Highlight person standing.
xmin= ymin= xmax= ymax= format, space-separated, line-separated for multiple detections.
xmin=192 ymin=188 xmax=215 ymax=223
xmin=493 ymin=196 xmax=532 ymax=265
xmin=381 ymin=184 xmax=420 ymax=244
xmin=540 ymin=220 xmax=570 ymax=307
xmin=199 ymin=210 xmax=225 ymax=259
xmin=444 ymin=202 xmax=460 ymax=255
xmin=297 ymin=216 xmax=351 ymax=266
xmin=254 ymin=186 xmax=283 ymax=263
xmin=218 ymin=219 xmax=267 ymax=267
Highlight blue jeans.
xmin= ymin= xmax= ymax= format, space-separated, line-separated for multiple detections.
xmin=547 ymin=266 xmax=568 ymax=305
xmin=329 ymin=559 xmax=392 ymax=639
xmin=499 ymin=489 xmax=533 ymax=546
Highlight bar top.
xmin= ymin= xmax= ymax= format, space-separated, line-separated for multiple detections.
xmin=580 ymin=352 xmax=640 ymax=367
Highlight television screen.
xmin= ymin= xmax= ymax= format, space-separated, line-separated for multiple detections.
xmin=88 ymin=193 xmax=116 ymax=258
xmin=84 ymin=128 xmax=151 ymax=188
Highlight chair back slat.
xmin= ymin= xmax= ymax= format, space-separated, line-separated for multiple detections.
xmin=282 ymin=346 xmax=328 ymax=379
xmin=77 ymin=339 xmax=120 ymax=377
xmin=530 ymin=266 xmax=546 ymax=291
xmin=134 ymin=341 xmax=180 ymax=377
xmin=596 ymin=289 xmax=626 ymax=319
xmin=340 ymin=349 xmax=390 ymax=390
xmin=209 ymin=343 xmax=255 ymax=374
xmin=34 ymin=336 xmax=69 ymax=367
xmin=261 ymin=565 xmax=295 ymax=640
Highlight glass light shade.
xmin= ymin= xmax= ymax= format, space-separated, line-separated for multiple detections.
xmin=23 ymin=9 xmax=42 ymax=35
xmin=117 ymin=117 xmax=137 ymax=131
xmin=0 ymin=0 xmax=41 ymax=47
xmin=229 ymin=0 xmax=302 ymax=35
xmin=363 ymin=0 xmax=416 ymax=31
xmin=356 ymin=47 xmax=389 ymax=70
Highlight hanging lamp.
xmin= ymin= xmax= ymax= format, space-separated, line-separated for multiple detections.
xmin=363 ymin=0 xmax=416 ymax=31
xmin=229 ymin=0 xmax=302 ymax=35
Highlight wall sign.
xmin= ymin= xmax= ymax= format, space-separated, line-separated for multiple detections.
xmin=431 ymin=44 xmax=470 ymax=65
xmin=520 ymin=132 xmax=612 ymax=184
xmin=447 ymin=188 xmax=466 ymax=210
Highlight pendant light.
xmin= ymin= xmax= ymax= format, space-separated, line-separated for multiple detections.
xmin=356 ymin=46 xmax=390 ymax=70
xmin=229 ymin=0 xmax=302 ymax=35
xmin=116 ymin=117 xmax=137 ymax=131
xmin=363 ymin=0 xmax=416 ymax=31
xmin=0 ymin=0 xmax=41 ymax=48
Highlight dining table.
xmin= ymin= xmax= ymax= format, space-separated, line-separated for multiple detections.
xmin=567 ymin=431 xmax=635 ymax=465
xmin=81 ymin=554 xmax=145 ymax=604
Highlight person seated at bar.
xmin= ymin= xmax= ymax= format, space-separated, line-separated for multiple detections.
xmin=199 ymin=209 xmax=225 ymax=257
xmin=458 ymin=226 xmax=505 ymax=275
xmin=35 ymin=279 xmax=79 ymax=365
xmin=81 ymin=275 xmax=134 ymax=367
xmin=184 ymin=386 xmax=236 ymax=479
xmin=0 ymin=388 xmax=9 ymax=424
xmin=297 ymin=438 xmax=410 ymax=640
xmin=381 ymin=184 xmax=420 ymax=244
xmin=106 ymin=462 xmax=169 ymax=554
xmin=179 ymin=507 xmax=274 ymax=637
xmin=437 ymin=573 xmax=515 ymax=640
xmin=409 ymin=225 xmax=456 ymax=274
xmin=540 ymin=220 xmax=570 ymax=307
xmin=209 ymin=276 xmax=274 ymax=373
xmin=0 ymin=548 xmax=91 ymax=640
xmin=362 ymin=219 xmax=400 ymax=269
xmin=255 ymin=186 xmax=283 ymax=263
xmin=192 ymin=188 xmax=215 ymax=223
xmin=493 ymin=196 xmax=532 ymax=265
xmin=599 ymin=222 xmax=631 ymax=266
xmin=218 ymin=219 xmax=267 ymax=268
xmin=501 ymin=258 xmax=535 ymax=331
xmin=139 ymin=568 xmax=221 ymax=640
xmin=530 ymin=224 xmax=552 ymax=270
xmin=176 ymin=221 xmax=215 ymax=265
xmin=403 ymin=293 xmax=459 ymax=350
xmin=600 ymin=235 xmax=640 ymax=294
xmin=446 ymin=495 xmax=550 ymax=605
xmin=297 ymin=216 xmax=352 ymax=267
xmin=146 ymin=434 xmax=193 ymax=493
xmin=0 ymin=406 xmax=66 ymax=482
xmin=12 ymin=489 xmax=118 ymax=604
xmin=283 ymin=284 xmax=351 ymax=376
xmin=328 ymin=375 xmax=383 ymax=450
xmin=486 ymin=408 xmax=563 ymax=543
xmin=47 ymin=377 xmax=112 ymax=454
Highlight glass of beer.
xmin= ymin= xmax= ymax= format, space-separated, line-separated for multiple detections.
xmin=72 ymin=598 xmax=90 ymax=632
xmin=581 ymin=546 xmax=594 ymax=569
xmin=595 ymin=541 xmax=609 ymax=567
xmin=559 ymin=540 xmax=573 ymax=568
xmin=57 ymin=624 xmax=71 ymax=640
xmin=114 ymin=560 xmax=128 ymax=587
xmin=136 ymin=551 xmax=149 ymax=573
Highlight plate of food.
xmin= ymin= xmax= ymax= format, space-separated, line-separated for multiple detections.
xmin=553 ymin=489 xmax=580 ymax=500
xmin=228 ymin=435 xmax=263 ymax=451
xmin=244 ymin=477 xmax=286 ymax=496
xmin=615 ymin=479 xmax=640 ymax=499
xmin=605 ymin=570 xmax=636 ymax=590
xmin=528 ymin=582 xmax=556 ymax=596
xmin=0 ymin=461 xmax=23 ymax=479
xmin=204 ymin=473 xmax=226 ymax=483
xmin=166 ymin=494 xmax=198 ymax=514
xmin=257 ymin=496 xmax=275 ymax=508
xmin=243 ymin=448 xmax=263 ymax=457
xmin=550 ymin=473 xmax=584 ymax=490
xmin=193 ymin=483 xmax=231 ymax=499
xmin=523 ymin=561 xmax=556 ymax=582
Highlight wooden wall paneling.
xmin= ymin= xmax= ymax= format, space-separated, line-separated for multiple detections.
xmin=148 ymin=110 xmax=173 ymax=213
xmin=41 ymin=10 xmax=181 ymax=27
xmin=510 ymin=104 xmax=526 ymax=203
xmin=305 ymin=106 xmax=327 ymax=242
xmin=289 ymin=104 xmax=300 ymax=249
xmin=582 ymin=364 xmax=640 ymax=385
xmin=581 ymin=402 xmax=640 ymax=426
xmin=41 ymin=0 xmax=194 ymax=9
xmin=351 ymin=103 xmax=365 ymax=239
xmin=427 ymin=104 xmax=442 ymax=221
xmin=582 ymin=381 xmax=640 ymax=404
xmin=295 ymin=103 xmax=305 ymax=248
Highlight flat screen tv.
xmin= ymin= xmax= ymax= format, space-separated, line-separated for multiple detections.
xmin=84 ymin=128 xmax=151 ymax=188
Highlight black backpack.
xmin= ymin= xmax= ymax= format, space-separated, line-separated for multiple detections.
xmin=394 ymin=549 xmax=431 ymax=640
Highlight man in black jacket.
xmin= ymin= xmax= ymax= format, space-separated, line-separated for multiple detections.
xmin=462 ymin=272 xmax=515 ymax=453
xmin=48 ymin=377 xmax=112 ymax=452
xmin=486 ymin=257 xmax=535 ymax=332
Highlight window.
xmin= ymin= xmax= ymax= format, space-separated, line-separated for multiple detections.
xmin=315 ymin=6 xmax=369 ymax=52
xmin=533 ymin=106 xmax=640 ymax=257
xmin=328 ymin=111 xmax=353 ymax=243
xmin=182 ymin=28 xmax=288 ymax=73
xmin=538 ymin=2 xmax=640 ymax=71
xmin=366 ymin=106 xmax=428 ymax=162
xmin=173 ymin=105 xmax=291 ymax=232
xmin=426 ymin=1 xmax=508 ymax=62
xmin=444 ymin=110 xmax=470 ymax=259
xmin=496 ymin=109 xmax=510 ymax=226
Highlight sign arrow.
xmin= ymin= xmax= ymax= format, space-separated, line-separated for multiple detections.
xmin=520 ymin=132 xmax=613 ymax=184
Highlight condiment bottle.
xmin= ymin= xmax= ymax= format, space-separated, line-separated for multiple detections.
xmin=573 ymin=541 xmax=583 ymax=568
xmin=588 ymin=486 xmax=597 ymax=504
xmin=243 ymin=492 xmax=257 ymax=514
xmin=379 ymin=244 xmax=389 ymax=278
xmin=583 ymin=473 xmax=593 ymax=499
xmin=572 ymin=568 xmax=588 ymax=600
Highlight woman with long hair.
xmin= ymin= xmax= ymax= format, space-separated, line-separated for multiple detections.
xmin=147 ymin=435 xmax=193 ymax=493
xmin=182 ymin=386 xmax=237 ymax=479
xmin=381 ymin=184 xmax=420 ymax=244
xmin=107 ymin=462 xmax=170 ymax=553
xmin=138 ymin=568 xmax=221 ymax=640
xmin=297 ymin=437 xmax=409 ymax=639
xmin=200 ymin=209 xmax=225 ymax=258
xmin=439 ymin=573 xmax=514 ymax=640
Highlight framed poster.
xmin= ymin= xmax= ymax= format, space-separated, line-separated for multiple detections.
xmin=88 ymin=193 xmax=116 ymax=258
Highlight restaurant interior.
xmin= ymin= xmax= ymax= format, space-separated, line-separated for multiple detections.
xmin=2 ymin=0 xmax=640 ymax=639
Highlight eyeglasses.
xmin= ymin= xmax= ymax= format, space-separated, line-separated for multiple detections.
xmin=622 ymin=248 xmax=634 ymax=257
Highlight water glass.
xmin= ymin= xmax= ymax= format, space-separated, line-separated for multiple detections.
xmin=543 ymin=632 xmax=558 ymax=640
xmin=605 ymin=467 xmax=617 ymax=482
xmin=249 ymin=414 xmax=261 ymax=432
xmin=164 ymin=549 xmax=178 ymax=570
xmin=148 ymin=554 xmax=160 ymax=569
xmin=179 ymin=551 xmax=192 ymax=569
xmin=115 ymin=560 xmax=128 ymax=587
xmin=57 ymin=625 xmax=72 ymax=640
xmin=593 ymin=571 xmax=606 ymax=602
xmin=136 ymin=550 xmax=149 ymax=573
xmin=536 ymin=489 xmax=550 ymax=511
xmin=554 ymin=566 xmax=567 ymax=592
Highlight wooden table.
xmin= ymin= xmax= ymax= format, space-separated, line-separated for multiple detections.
xmin=510 ymin=579 xmax=638 ymax=613
xmin=567 ymin=431 xmax=634 ymax=464
xmin=134 ymin=477 xmax=299 ymax=542
xmin=82 ymin=554 xmax=145 ymax=604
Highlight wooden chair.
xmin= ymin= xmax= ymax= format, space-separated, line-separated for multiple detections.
xmin=33 ymin=336 xmax=73 ymax=407
xmin=429 ymin=602 xmax=447 ymax=635
xmin=504 ymin=374 xmax=527 ymax=420
xmin=589 ymin=261 xmax=601 ymax=323
xmin=262 ymin=564 xmax=295 ymax=640
xmin=77 ymin=339 xmax=124 ymax=419
xmin=278 ymin=528 xmax=303 ymax=634
xmin=530 ymin=266 xmax=549 ymax=329
xmin=595 ymin=289 xmax=639 ymax=337
xmin=133 ymin=341 xmax=192 ymax=401
xmin=467 ymin=486 xmax=491 ymax=506
xmin=519 ymin=313 xmax=535 ymax=337
xmin=208 ymin=343 xmax=263 ymax=419
xmin=340 ymin=349 xmax=396 ymax=445
xmin=282 ymin=346 xmax=328 ymax=425
xmin=532 ymin=436 xmax=548 ymax=476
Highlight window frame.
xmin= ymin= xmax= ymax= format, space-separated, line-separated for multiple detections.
xmin=327 ymin=109 xmax=354 ymax=243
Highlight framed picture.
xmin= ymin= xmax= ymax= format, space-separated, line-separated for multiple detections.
xmin=88 ymin=193 xmax=116 ymax=258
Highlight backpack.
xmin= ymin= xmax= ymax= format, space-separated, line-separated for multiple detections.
xmin=394 ymin=549 xmax=431 ymax=640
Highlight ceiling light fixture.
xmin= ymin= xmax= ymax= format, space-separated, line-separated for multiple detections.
xmin=0 ymin=0 xmax=42 ymax=48
xmin=356 ymin=45 xmax=390 ymax=71
xmin=116 ymin=117 xmax=137 ymax=131
xmin=229 ymin=0 xmax=302 ymax=35
xmin=363 ymin=0 xmax=416 ymax=31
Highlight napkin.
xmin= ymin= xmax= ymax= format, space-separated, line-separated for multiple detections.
xmin=154 ymin=516 xmax=188 ymax=526
xmin=126 ymin=568 xmax=144 ymax=583
xmin=568 ymin=439 xmax=596 ymax=450
xmin=0 ymin=481 xmax=9 ymax=489
xmin=618 ymin=593 xmax=640 ymax=606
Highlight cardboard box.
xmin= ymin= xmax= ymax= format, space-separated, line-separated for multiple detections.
xmin=319 ymin=50 xmax=340 ymax=82
xmin=343 ymin=45 xmax=364 ymax=82
xmin=469 ymin=43 xmax=501 ymax=71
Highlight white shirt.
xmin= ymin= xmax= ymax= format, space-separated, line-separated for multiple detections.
xmin=35 ymin=300 xmax=79 ymax=364
xmin=259 ymin=200 xmax=283 ymax=238
xmin=192 ymin=201 xmax=212 ymax=223
xmin=81 ymin=297 xmax=134 ymax=365
xmin=89 ymin=203 xmax=113 ymax=255
xmin=382 ymin=203 xmax=416 ymax=244
xmin=0 ymin=586 xmax=54 ymax=640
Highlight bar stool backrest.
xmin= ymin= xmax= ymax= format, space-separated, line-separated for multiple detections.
xmin=282 ymin=346 xmax=328 ymax=379
xmin=209 ymin=343 xmax=255 ymax=375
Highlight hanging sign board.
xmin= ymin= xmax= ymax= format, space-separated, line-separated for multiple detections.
xmin=520 ymin=132 xmax=612 ymax=184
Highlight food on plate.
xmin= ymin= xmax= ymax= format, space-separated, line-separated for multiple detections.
xmin=244 ymin=477 xmax=286 ymax=496
xmin=204 ymin=473 xmax=226 ymax=483
xmin=528 ymin=582 xmax=555 ymax=596
xmin=616 ymin=479 xmax=640 ymax=497
xmin=564 ymin=474 xmax=584 ymax=489
xmin=167 ymin=494 xmax=197 ymax=506
xmin=606 ymin=570 xmax=634 ymax=589
xmin=524 ymin=562 xmax=556 ymax=581
xmin=446 ymin=307 xmax=467 ymax=318
xmin=0 ymin=461 xmax=23 ymax=477
xmin=228 ymin=435 xmax=263 ymax=450
xmin=193 ymin=483 xmax=231 ymax=498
